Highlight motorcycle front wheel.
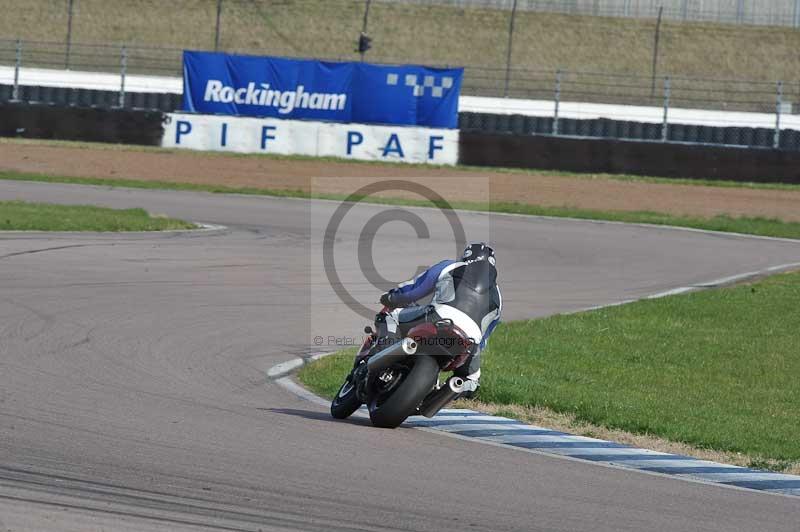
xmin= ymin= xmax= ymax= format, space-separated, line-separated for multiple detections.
xmin=330 ymin=375 xmax=362 ymax=419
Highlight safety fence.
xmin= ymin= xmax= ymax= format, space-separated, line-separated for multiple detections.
xmin=4 ymin=1 xmax=800 ymax=103
xmin=388 ymin=0 xmax=800 ymax=28
xmin=1 ymin=38 xmax=797 ymax=112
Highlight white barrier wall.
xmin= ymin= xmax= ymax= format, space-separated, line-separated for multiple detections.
xmin=162 ymin=113 xmax=459 ymax=165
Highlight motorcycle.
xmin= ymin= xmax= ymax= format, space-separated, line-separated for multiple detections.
xmin=330 ymin=305 xmax=477 ymax=428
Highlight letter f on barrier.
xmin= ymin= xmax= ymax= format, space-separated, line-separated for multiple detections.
xmin=428 ymin=135 xmax=444 ymax=160
xmin=347 ymin=131 xmax=364 ymax=155
xmin=261 ymin=125 xmax=277 ymax=150
xmin=175 ymin=120 xmax=192 ymax=144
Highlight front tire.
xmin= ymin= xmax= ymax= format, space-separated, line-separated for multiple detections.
xmin=330 ymin=376 xmax=361 ymax=419
xmin=368 ymin=355 xmax=439 ymax=428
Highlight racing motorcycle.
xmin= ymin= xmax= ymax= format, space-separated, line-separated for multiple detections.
xmin=330 ymin=305 xmax=477 ymax=428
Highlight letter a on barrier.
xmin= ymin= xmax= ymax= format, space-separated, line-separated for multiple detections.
xmin=382 ymin=133 xmax=405 ymax=159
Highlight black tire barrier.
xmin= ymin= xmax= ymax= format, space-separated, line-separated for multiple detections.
xmin=458 ymin=130 xmax=800 ymax=184
xmin=459 ymin=112 xmax=800 ymax=151
xmin=2 ymin=99 xmax=799 ymax=183
xmin=0 ymin=102 xmax=165 ymax=146
xmin=0 ymin=84 xmax=182 ymax=113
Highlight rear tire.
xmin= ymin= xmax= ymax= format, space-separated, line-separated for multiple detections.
xmin=368 ymin=355 xmax=438 ymax=428
xmin=330 ymin=376 xmax=361 ymax=419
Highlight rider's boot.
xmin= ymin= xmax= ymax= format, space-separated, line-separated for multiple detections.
xmin=456 ymin=368 xmax=480 ymax=399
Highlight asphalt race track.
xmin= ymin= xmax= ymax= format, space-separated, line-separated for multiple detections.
xmin=1 ymin=180 xmax=800 ymax=531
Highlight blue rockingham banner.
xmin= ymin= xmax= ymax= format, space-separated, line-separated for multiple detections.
xmin=182 ymin=51 xmax=463 ymax=129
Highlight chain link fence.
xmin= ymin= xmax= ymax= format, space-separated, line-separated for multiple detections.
xmin=2 ymin=36 xmax=798 ymax=112
xmin=3 ymin=36 xmax=796 ymax=150
xmin=387 ymin=0 xmax=800 ymax=28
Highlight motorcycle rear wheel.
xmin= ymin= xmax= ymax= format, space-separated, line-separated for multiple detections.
xmin=368 ymin=355 xmax=438 ymax=428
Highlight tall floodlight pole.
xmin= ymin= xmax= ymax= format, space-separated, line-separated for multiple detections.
xmin=794 ymin=0 xmax=800 ymax=28
xmin=65 ymin=0 xmax=75 ymax=68
xmin=650 ymin=6 xmax=664 ymax=97
xmin=736 ymin=0 xmax=745 ymax=24
xmin=214 ymin=0 xmax=223 ymax=51
xmin=503 ymin=0 xmax=518 ymax=97
xmin=359 ymin=0 xmax=373 ymax=61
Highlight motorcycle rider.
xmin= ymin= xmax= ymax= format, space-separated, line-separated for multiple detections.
xmin=378 ymin=242 xmax=502 ymax=396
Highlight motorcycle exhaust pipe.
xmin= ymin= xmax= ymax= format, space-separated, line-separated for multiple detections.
xmin=366 ymin=337 xmax=418 ymax=374
xmin=419 ymin=376 xmax=465 ymax=418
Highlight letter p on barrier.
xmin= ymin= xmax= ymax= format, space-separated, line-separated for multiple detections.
xmin=175 ymin=120 xmax=192 ymax=144
xmin=347 ymin=131 xmax=364 ymax=155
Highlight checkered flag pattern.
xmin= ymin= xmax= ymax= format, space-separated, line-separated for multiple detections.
xmin=386 ymin=73 xmax=454 ymax=98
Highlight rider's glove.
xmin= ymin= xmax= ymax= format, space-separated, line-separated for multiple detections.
xmin=380 ymin=290 xmax=397 ymax=308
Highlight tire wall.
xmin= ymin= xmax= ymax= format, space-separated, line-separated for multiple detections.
xmin=458 ymin=131 xmax=800 ymax=184
xmin=0 ymin=103 xmax=165 ymax=146
xmin=2 ymin=102 xmax=800 ymax=184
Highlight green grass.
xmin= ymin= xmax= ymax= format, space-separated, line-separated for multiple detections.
xmin=297 ymin=348 xmax=358 ymax=400
xmin=0 ymin=200 xmax=195 ymax=231
xmin=3 ymin=0 xmax=800 ymax=105
xmin=3 ymin=169 xmax=800 ymax=239
xmin=299 ymin=271 xmax=800 ymax=462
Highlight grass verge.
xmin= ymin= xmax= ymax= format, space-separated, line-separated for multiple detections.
xmin=0 ymin=200 xmax=195 ymax=231
xmin=2 ymin=169 xmax=800 ymax=239
xmin=298 ymin=271 xmax=800 ymax=472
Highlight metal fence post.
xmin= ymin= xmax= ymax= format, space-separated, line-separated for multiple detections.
xmin=214 ymin=0 xmax=223 ymax=51
xmin=118 ymin=46 xmax=128 ymax=108
xmin=12 ymin=39 xmax=21 ymax=102
xmin=503 ymin=0 xmax=518 ymax=98
xmin=774 ymin=81 xmax=783 ymax=149
xmin=662 ymin=76 xmax=671 ymax=142
xmin=553 ymin=70 xmax=562 ymax=136
xmin=680 ymin=0 xmax=688 ymax=21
